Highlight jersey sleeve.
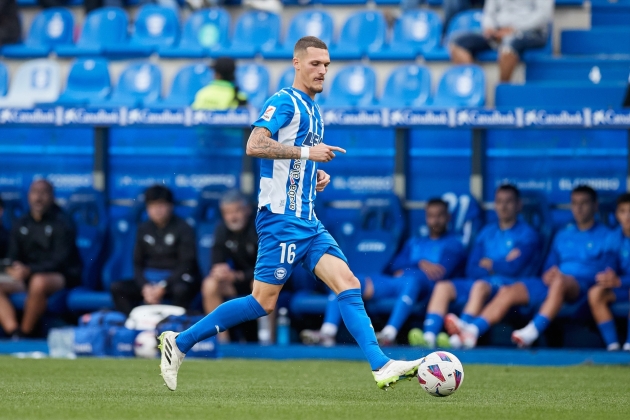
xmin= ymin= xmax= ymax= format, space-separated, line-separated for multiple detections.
xmin=251 ymin=92 xmax=295 ymax=137
xmin=439 ymin=238 xmax=467 ymax=279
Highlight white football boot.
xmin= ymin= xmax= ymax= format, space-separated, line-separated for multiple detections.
xmin=158 ymin=331 xmax=185 ymax=391
xmin=372 ymin=359 xmax=422 ymax=390
xmin=511 ymin=323 xmax=539 ymax=348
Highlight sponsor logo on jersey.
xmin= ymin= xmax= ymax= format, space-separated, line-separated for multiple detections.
xmin=287 ymin=159 xmax=303 ymax=211
xmin=262 ymin=105 xmax=276 ymax=121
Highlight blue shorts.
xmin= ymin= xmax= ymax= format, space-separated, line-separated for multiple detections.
xmin=254 ymin=209 xmax=347 ymax=285
xmin=613 ymin=286 xmax=630 ymax=303
xmin=367 ymin=270 xmax=432 ymax=300
xmin=520 ymin=278 xmax=549 ymax=307
xmin=451 ymin=29 xmax=548 ymax=57
xmin=452 ymin=276 xmax=515 ymax=306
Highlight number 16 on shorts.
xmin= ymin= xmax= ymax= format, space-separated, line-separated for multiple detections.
xmin=279 ymin=242 xmax=296 ymax=264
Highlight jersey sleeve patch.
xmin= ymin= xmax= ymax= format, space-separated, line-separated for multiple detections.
xmin=262 ymin=105 xmax=276 ymax=121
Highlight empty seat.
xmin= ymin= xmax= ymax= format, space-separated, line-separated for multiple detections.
xmin=215 ymin=11 xmax=280 ymax=58
xmin=379 ymin=65 xmax=431 ymax=107
xmin=160 ymin=8 xmax=230 ymax=58
xmin=322 ymin=64 xmax=376 ymax=108
xmin=0 ymin=62 xmax=7 ymax=97
xmin=330 ymin=11 xmax=386 ymax=60
xmin=264 ymin=10 xmax=334 ymax=59
xmin=236 ymin=63 xmax=269 ymax=108
xmin=591 ymin=0 xmax=630 ymax=27
xmin=2 ymin=8 xmax=74 ymax=58
xmin=562 ymin=27 xmax=630 ymax=56
xmin=56 ymin=7 xmax=128 ymax=57
xmin=431 ymin=65 xmax=485 ymax=107
xmin=89 ymin=62 xmax=161 ymax=108
xmin=526 ymin=57 xmax=630 ymax=84
xmin=0 ymin=59 xmax=61 ymax=108
xmin=369 ymin=10 xmax=442 ymax=60
xmin=495 ymin=82 xmax=627 ymax=109
xmin=55 ymin=58 xmax=111 ymax=106
xmin=106 ymin=5 xmax=179 ymax=57
xmin=276 ymin=66 xmax=294 ymax=92
xmin=149 ymin=63 xmax=213 ymax=108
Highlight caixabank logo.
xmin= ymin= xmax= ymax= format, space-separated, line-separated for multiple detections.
xmin=322 ymin=109 xmax=382 ymax=126
xmin=591 ymin=109 xmax=630 ymax=127
xmin=125 ymin=108 xmax=186 ymax=126
xmin=63 ymin=108 xmax=120 ymax=125
xmin=455 ymin=109 xmax=518 ymax=127
xmin=0 ymin=108 xmax=56 ymax=124
xmin=388 ymin=109 xmax=449 ymax=127
xmin=523 ymin=110 xmax=585 ymax=127
xmin=191 ymin=109 xmax=251 ymax=126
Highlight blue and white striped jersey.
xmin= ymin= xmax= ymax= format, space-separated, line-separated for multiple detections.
xmin=252 ymin=87 xmax=324 ymax=220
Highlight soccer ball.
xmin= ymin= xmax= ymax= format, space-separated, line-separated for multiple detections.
xmin=134 ymin=331 xmax=158 ymax=358
xmin=417 ymin=351 xmax=464 ymax=397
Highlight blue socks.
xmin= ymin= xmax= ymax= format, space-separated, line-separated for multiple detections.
xmin=387 ymin=276 xmax=424 ymax=331
xmin=461 ymin=313 xmax=475 ymax=324
xmin=176 ymin=295 xmax=267 ymax=353
xmin=533 ymin=314 xmax=551 ymax=334
xmin=337 ymin=289 xmax=390 ymax=371
xmin=423 ymin=313 xmax=444 ymax=337
xmin=472 ymin=317 xmax=491 ymax=336
xmin=597 ymin=320 xmax=619 ymax=347
xmin=323 ymin=292 xmax=341 ymax=327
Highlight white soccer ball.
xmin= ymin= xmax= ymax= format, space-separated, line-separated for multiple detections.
xmin=417 ymin=351 xmax=464 ymax=397
xmin=134 ymin=330 xmax=158 ymax=358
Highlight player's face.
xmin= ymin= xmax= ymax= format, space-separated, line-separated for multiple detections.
xmin=221 ymin=201 xmax=251 ymax=232
xmin=425 ymin=204 xmax=449 ymax=236
xmin=146 ymin=200 xmax=173 ymax=227
xmin=616 ymin=202 xmax=630 ymax=232
xmin=294 ymin=47 xmax=330 ymax=95
xmin=571 ymin=192 xmax=597 ymax=225
xmin=28 ymin=180 xmax=53 ymax=216
xmin=494 ymin=189 xmax=519 ymax=223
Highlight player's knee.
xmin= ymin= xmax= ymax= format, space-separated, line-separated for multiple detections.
xmin=434 ymin=281 xmax=454 ymax=299
xmin=346 ymin=275 xmax=361 ymax=290
xmin=471 ymin=280 xmax=491 ymax=296
xmin=28 ymin=275 xmax=48 ymax=295
xmin=588 ymin=285 xmax=606 ymax=305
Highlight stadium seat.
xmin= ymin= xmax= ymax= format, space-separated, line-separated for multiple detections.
xmin=264 ymin=10 xmax=334 ymax=59
xmin=495 ymin=82 xmax=627 ymax=109
xmin=2 ymin=8 xmax=74 ymax=58
xmin=236 ymin=63 xmax=270 ymax=108
xmin=441 ymin=192 xmax=483 ymax=248
xmin=378 ymin=65 xmax=431 ymax=108
xmin=525 ymin=57 xmax=630 ymax=84
xmin=214 ymin=11 xmax=281 ymax=58
xmin=0 ymin=59 xmax=61 ymax=108
xmin=321 ymin=64 xmax=376 ymax=108
xmin=54 ymin=58 xmax=111 ymax=107
xmin=591 ymin=0 xmax=630 ymax=27
xmin=369 ymin=10 xmax=442 ymax=60
xmin=148 ymin=63 xmax=213 ymax=108
xmin=194 ymin=185 xmax=226 ymax=276
xmin=89 ymin=62 xmax=162 ymax=108
xmin=330 ymin=11 xmax=386 ymax=60
xmin=276 ymin=66 xmax=294 ymax=92
xmin=105 ymin=5 xmax=179 ymax=57
xmin=0 ymin=190 xmax=25 ymax=230
xmin=0 ymin=62 xmax=7 ymax=97
xmin=431 ymin=65 xmax=485 ymax=107
xmin=56 ymin=7 xmax=128 ymax=57
xmin=561 ymin=27 xmax=630 ymax=56
xmin=160 ymin=8 xmax=230 ymax=58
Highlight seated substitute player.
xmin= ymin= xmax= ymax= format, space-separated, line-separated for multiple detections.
xmin=588 ymin=193 xmax=630 ymax=351
xmin=449 ymin=185 xmax=612 ymax=348
xmin=300 ymin=198 xmax=466 ymax=346
xmin=157 ymin=36 xmax=422 ymax=392
xmin=418 ymin=184 xmax=539 ymax=348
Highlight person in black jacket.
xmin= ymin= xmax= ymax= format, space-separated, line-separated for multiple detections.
xmin=110 ymin=185 xmax=200 ymax=315
xmin=0 ymin=180 xmax=82 ymax=337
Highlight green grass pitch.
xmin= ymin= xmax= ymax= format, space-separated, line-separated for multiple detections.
xmin=1 ymin=356 xmax=629 ymax=420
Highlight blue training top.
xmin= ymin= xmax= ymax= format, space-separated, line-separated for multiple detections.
xmin=466 ymin=220 xmax=540 ymax=279
xmin=605 ymin=228 xmax=630 ymax=288
xmin=390 ymin=233 xmax=466 ymax=280
xmin=251 ymin=87 xmax=324 ymax=220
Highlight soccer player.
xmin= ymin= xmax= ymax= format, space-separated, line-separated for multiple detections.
xmin=450 ymin=185 xmax=611 ymax=348
xmin=588 ymin=193 xmax=630 ymax=351
xmin=158 ymin=36 xmax=421 ymax=391
xmin=300 ymin=198 xmax=466 ymax=347
xmin=418 ymin=184 xmax=539 ymax=348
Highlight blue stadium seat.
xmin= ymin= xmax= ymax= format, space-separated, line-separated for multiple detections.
xmin=105 ymin=5 xmax=179 ymax=57
xmin=236 ymin=63 xmax=269 ymax=108
xmin=194 ymin=186 xmax=226 ymax=276
xmin=321 ymin=64 xmax=376 ymax=108
xmin=0 ymin=190 xmax=25 ymax=230
xmin=562 ymin=27 xmax=630 ymax=56
xmin=148 ymin=63 xmax=213 ymax=108
xmin=378 ymin=65 xmax=431 ymax=108
xmin=495 ymin=82 xmax=627 ymax=109
xmin=591 ymin=0 xmax=630 ymax=27
xmin=264 ymin=10 xmax=334 ymax=59
xmin=330 ymin=11 xmax=386 ymax=60
xmin=369 ymin=10 xmax=442 ymax=60
xmin=89 ymin=62 xmax=162 ymax=108
xmin=0 ymin=59 xmax=61 ymax=108
xmin=56 ymin=7 xmax=129 ymax=57
xmin=424 ymin=10 xmax=482 ymax=61
xmin=215 ymin=11 xmax=281 ymax=58
xmin=54 ymin=58 xmax=111 ymax=107
xmin=10 ymin=290 xmax=69 ymax=315
xmin=276 ymin=66 xmax=294 ymax=92
xmin=431 ymin=65 xmax=485 ymax=107
xmin=526 ymin=57 xmax=630 ymax=84
xmin=160 ymin=8 xmax=230 ymax=58
xmin=0 ymin=62 xmax=7 ymax=97
xmin=2 ymin=8 xmax=74 ymax=58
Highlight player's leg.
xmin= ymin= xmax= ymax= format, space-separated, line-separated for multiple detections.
xmin=461 ymin=280 xmax=492 ymax=319
xmin=420 ymin=280 xmax=467 ymax=348
xmin=0 ymin=280 xmax=24 ymax=336
xmin=512 ymin=276 xmax=580 ymax=348
xmin=588 ymin=285 xmax=619 ymax=350
xmin=21 ymin=273 xmax=65 ymax=335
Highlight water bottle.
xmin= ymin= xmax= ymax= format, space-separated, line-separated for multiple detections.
xmin=276 ymin=307 xmax=290 ymax=346
xmin=47 ymin=328 xmax=76 ymax=359
xmin=257 ymin=315 xmax=272 ymax=345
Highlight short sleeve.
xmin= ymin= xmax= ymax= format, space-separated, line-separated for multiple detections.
xmin=251 ymin=91 xmax=295 ymax=137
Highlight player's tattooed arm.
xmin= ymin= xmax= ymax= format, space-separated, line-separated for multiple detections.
xmin=246 ymin=127 xmax=300 ymax=160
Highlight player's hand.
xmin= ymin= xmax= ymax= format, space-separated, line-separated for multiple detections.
xmin=505 ymin=248 xmax=521 ymax=262
xmin=210 ymin=263 xmax=232 ymax=281
xmin=308 ymin=143 xmax=346 ymax=162
xmin=483 ymin=28 xmax=496 ymax=39
xmin=316 ymin=170 xmax=330 ymax=192
xmin=479 ymin=258 xmax=494 ymax=273
xmin=495 ymin=27 xmax=515 ymax=40
xmin=542 ymin=266 xmax=559 ymax=286
xmin=7 ymin=262 xmax=30 ymax=282
xmin=596 ymin=268 xmax=621 ymax=288
xmin=419 ymin=260 xmax=445 ymax=281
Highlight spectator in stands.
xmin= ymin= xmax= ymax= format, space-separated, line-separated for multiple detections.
xmin=201 ymin=190 xmax=257 ymax=342
xmin=0 ymin=198 xmax=8 ymax=259
xmin=192 ymin=58 xmax=248 ymax=111
xmin=450 ymin=185 xmax=611 ymax=349
xmin=300 ymin=198 xmax=466 ymax=347
xmin=0 ymin=180 xmax=82 ymax=338
xmin=449 ymin=0 xmax=553 ymax=82
xmin=417 ymin=184 xmax=539 ymax=348
xmin=0 ymin=0 xmax=20 ymax=47
xmin=110 ymin=185 xmax=200 ymax=315
xmin=588 ymin=193 xmax=630 ymax=352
